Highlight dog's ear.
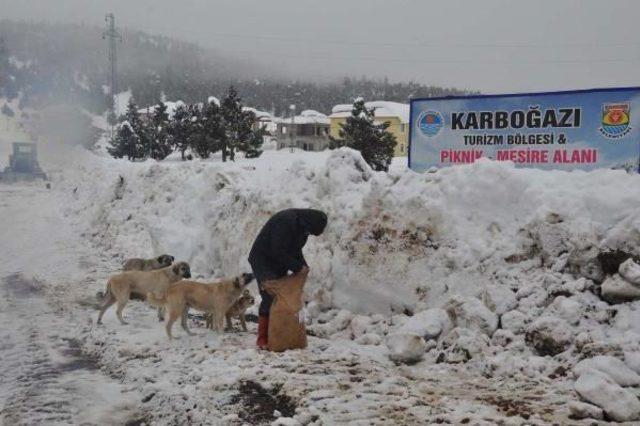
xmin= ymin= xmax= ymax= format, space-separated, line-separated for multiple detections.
xmin=233 ymin=277 xmax=241 ymax=289
xmin=169 ymin=255 xmax=175 ymax=262
xmin=172 ymin=263 xmax=180 ymax=275
xmin=157 ymin=255 xmax=165 ymax=263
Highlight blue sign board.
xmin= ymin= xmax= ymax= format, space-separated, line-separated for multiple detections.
xmin=409 ymin=87 xmax=640 ymax=172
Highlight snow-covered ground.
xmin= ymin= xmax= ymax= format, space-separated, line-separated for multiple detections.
xmin=3 ymin=143 xmax=640 ymax=425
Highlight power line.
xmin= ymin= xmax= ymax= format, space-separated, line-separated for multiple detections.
xmin=131 ymin=23 xmax=640 ymax=50
xmin=220 ymin=48 xmax=640 ymax=66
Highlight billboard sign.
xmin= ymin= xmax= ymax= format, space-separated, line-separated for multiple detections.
xmin=409 ymin=87 xmax=640 ymax=172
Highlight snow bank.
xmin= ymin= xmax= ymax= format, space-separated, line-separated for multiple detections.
xmin=57 ymin=148 xmax=640 ymax=316
xmin=50 ymin=146 xmax=640 ymax=421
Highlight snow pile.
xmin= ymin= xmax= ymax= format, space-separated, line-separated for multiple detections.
xmin=55 ymin=147 xmax=640 ymax=421
xmin=601 ymin=258 xmax=640 ymax=302
xmin=385 ymin=332 xmax=427 ymax=363
xmin=574 ymin=370 xmax=640 ymax=422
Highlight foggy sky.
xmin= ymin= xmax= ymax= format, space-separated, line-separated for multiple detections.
xmin=2 ymin=0 xmax=639 ymax=93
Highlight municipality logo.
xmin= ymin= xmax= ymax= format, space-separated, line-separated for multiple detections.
xmin=417 ymin=110 xmax=444 ymax=137
xmin=599 ymin=102 xmax=631 ymax=139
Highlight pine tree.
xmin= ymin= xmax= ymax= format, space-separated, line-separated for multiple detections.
xmin=149 ymin=101 xmax=172 ymax=160
xmin=108 ymin=122 xmax=139 ymax=160
xmin=1 ymin=103 xmax=14 ymax=118
xmin=337 ymin=98 xmax=397 ymax=172
xmin=2 ymin=103 xmax=14 ymax=131
xmin=168 ymin=103 xmax=191 ymax=160
xmin=220 ymin=86 xmax=263 ymax=161
xmin=220 ymin=86 xmax=243 ymax=162
xmin=108 ymin=98 xmax=145 ymax=160
xmin=192 ymin=99 xmax=224 ymax=159
xmin=237 ymin=110 xmax=264 ymax=159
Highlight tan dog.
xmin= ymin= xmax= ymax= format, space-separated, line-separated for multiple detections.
xmin=97 ymin=262 xmax=191 ymax=325
xmin=147 ymin=273 xmax=254 ymax=339
xmin=123 ymin=254 xmax=175 ymax=271
xmin=122 ymin=254 xmax=175 ymax=319
xmin=204 ymin=289 xmax=255 ymax=332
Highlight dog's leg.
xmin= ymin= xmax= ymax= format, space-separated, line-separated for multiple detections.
xmin=97 ymin=293 xmax=116 ymax=325
xmin=215 ymin=313 xmax=225 ymax=334
xmin=181 ymin=310 xmax=194 ymax=336
xmin=205 ymin=314 xmax=212 ymax=330
xmin=165 ymin=309 xmax=180 ymax=340
xmin=157 ymin=307 xmax=165 ymax=322
xmin=225 ymin=313 xmax=233 ymax=331
xmin=239 ymin=313 xmax=247 ymax=332
xmin=115 ymin=295 xmax=129 ymax=325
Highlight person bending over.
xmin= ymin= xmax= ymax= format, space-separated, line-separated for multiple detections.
xmin=248 ymin=208 xmax=327 ymax=349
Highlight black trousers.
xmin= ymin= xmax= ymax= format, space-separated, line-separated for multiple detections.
xmin=250 ymin=262 xmax=287 ymax=316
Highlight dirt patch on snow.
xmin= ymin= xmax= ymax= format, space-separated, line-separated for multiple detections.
xmin=230 ymin=380 xmax=297 ymax=424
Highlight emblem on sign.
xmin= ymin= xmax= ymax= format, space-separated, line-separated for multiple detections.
xmin=417 ymin=110 xmax=444 ymax=137
xmin=599 ymin=102 xmax=631 ymax=139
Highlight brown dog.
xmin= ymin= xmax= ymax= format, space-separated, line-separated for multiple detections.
xmin=122 ymin=254 xmax=175 ymax=319
xmin=204 ymin=289 xmax=255 ymax=332
xmin=147 ymin=273 xmax=254 ymax=339
xmin=97 ymin=262 xmax=191 ymax=325
xmin=123 ymin=254 xmax=174 ymax=271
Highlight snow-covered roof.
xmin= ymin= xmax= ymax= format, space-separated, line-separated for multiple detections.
xmin=138 ymin=101 xmax=185 ymax=118
xmin=243 ymin=107 xmax=273 ymax=121
xmin=330 ymin=101 xmax=410 ymax=123
xmin=275 ymin=109 xmax=330 ymax=125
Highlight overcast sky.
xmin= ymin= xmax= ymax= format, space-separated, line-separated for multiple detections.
xmin=2 ymin=0 xmax=639 ymax=93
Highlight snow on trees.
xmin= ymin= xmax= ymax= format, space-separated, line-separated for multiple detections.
xmin=333 ymin=98 xmax=397 ymax=172
xmin=108 ymin=88 xmax=264 ymax=162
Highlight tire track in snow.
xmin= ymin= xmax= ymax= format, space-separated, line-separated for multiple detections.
xmin=0 ymin=184 xmax=144 ymax=425
xmin=0 ymin=273 xmax=79 ymax=424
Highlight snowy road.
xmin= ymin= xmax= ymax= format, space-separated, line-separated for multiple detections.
xmin=0 ymin=184 xmax=142 ymax=425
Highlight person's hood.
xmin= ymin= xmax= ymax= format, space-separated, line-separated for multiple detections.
xmin=297 ymin=209 xmax=328 ymax=236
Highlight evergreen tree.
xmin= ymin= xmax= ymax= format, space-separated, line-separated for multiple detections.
xmin=192 ymin=99 xmax=224 ymax=159
xmin=220 ymin=86 xmax=243 ymax=162
xmin=237 ymin=110 xmax=264 ymax=159
xmin=108 ymin=122 xmax=140 ymax=160
xmin=123 ymin=97 xmax=150 ymax=159
xmin=336 ymin=98 xmax=397 ymax=172
xmin=149 ymin=101 xmax=172 ymax=160
xmin=108 ymin=98 xmax=146 ymax=160
xmin=2 ymin=103 xmax=14 ymax=131
xmin=219 ymin=86 xmax=264 ymax=161
xmin=1 ymin=103 xmax=15 ymax=118
xmin=167 ymin=103 xmax=192 ymax=160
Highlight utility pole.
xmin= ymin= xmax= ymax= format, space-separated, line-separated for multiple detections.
xmin=103 ymin=13 xmax=122 ymax=139
xmin=289 ymin=104 xmax=296 ymax=153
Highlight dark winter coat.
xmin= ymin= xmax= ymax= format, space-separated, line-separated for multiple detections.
xmin=248 ymin=208 xmax=327 ymax=283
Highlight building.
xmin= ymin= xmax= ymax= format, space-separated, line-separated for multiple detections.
xmin=329 ymin=101 xmax=410 ymax=157
xmin=275 ymin=110 xmax=331 ymax=151
xmin=243 ymin=107 xmax=277 ymax=135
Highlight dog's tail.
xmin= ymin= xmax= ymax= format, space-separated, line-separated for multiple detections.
xmin=96 ymin=281 xmax=112 ymax=300
xmin=146 ymin=291 xmax=167 ymax=308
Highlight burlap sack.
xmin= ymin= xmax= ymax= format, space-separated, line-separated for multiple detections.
xmin=263 ymin=269 xmax=308 ymax=352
